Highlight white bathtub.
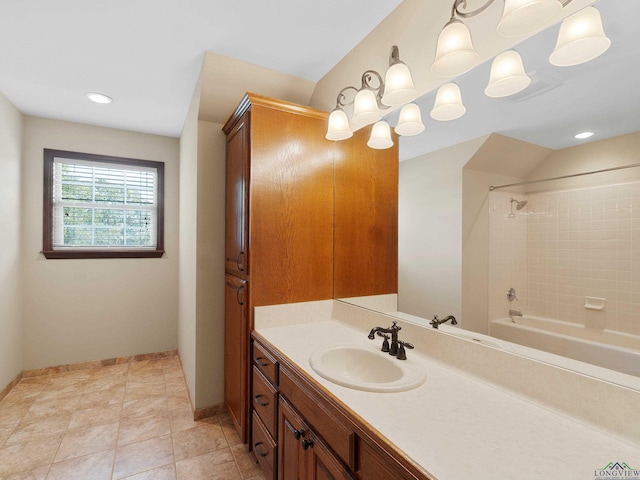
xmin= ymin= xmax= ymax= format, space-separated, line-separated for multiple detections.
xmin=490 ymin=316 xmax=640 ymax=377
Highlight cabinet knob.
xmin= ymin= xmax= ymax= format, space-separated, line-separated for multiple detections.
xmin=301 ymin=439 xmax=314 ymax=450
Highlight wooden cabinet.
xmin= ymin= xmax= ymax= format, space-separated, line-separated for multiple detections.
xmin=279 ymin=397 xmax=353 ymax=480
xmin=223 ymin=93 xmax=399 ymax=443
xmin=223 ymin=94 xmax=335 ymax=442
xmin=252 ymin=336 xmax=432 ymax=480
xmin=224 ymin=274 xmax=247 ymax=434
xmin=225 ymin=110 xmax=249 ymax=278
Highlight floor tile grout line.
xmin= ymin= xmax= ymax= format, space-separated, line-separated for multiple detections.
xmin=110 ymin=362 xmax=130 ymax=480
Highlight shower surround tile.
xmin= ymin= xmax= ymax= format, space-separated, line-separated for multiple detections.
xmin=489 ymin=181 xmax=640 ymax=336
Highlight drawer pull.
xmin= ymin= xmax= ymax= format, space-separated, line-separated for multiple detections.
xmin=236 ymin=251 xmax=245 ymax=271
xmin=253 ymin=441 xmax=269 ymax=458
xmin=253 ymin=394 xmax=269 ymax=407
xmin=255 ymin=356 xmax=270 ymax=367
xmin=284 ymin=418 xmax=305 ymax=439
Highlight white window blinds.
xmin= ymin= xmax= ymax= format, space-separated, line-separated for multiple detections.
xmin=52 ymin=156 xmax=158 ymax=249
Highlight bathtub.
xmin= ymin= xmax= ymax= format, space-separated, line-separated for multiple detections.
xmin=490 ymin=316 xmax=640 ymax=377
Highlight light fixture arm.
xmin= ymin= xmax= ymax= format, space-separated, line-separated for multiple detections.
xmin=360 ymin=70 xmax=388 ymax=109
xmin=451 ymin=0 xmax=572 ymax=20
xmin=452 ymin=0 xmax=496 ymax=19
xmin=334 ymin=86 xmax=359 ymax=109
xmin=389 ymin=45 xmax=401 ymax=66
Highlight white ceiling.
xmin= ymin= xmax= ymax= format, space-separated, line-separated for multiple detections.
xmin=0 ymin=0 xmax=402 ymax=137
xmin=396 ymin=0 xmax=640 ymax=161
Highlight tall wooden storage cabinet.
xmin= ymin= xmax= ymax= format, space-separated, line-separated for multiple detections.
xmin=222 ymin=94 xmax=335 ymax=442
xmin=223 ymin=93 xmax=399 ymax=449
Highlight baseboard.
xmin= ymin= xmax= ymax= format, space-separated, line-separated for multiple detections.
xmin=0 ymin=371 xmax=23 ymax=402
xmin=194 ymin=403 xmax=226 ymax=421
xmin=21 ymin=349 xmax=178 ymax=378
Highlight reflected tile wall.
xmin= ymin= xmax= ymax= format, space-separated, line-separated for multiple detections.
xmin=489 ymin=182 xmax=640 ymax=336
xmin=488 ymin=190 xmax=529 ymax=321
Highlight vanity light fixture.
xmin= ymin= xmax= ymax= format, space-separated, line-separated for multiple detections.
xmin=432 ymin=0 xmax=581 ymax=78
xmin=430 ymin=83 xmax=466 ymax=121
xmin=367 ymin=121 xmax=394 ymax=149
xmin=326 ymin=45 xmax=423 ymax=149
xmin=484 ymin=50 xmax=531 ymax=98
xmin=549 ymin=6 xmax=611 ymax=67
xmin=395 ymin=103 xmax=426 ymax=136
xmin=85 ymin=92 xmax=113 ymax=104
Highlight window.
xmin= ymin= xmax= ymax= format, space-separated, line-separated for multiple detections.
xmin=43 ymin=149 xmax=165 ymax=259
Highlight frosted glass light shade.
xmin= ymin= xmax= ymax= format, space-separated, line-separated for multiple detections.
xmin=352 ymin=89 xmax=381 ymax=125
xmin=484 ymin=50 xmax=531 ymax=98
xmin=326 ymin=108 xmax=353 ymax=141
xmin=367 ymin=121 xmax=394 ymax=149
xmin=549 ymin=7 xmax=611 ymax=67
xmin=497 ymin=0 xmax=562 ymax=37
xmin=430 ymin=83 xmax=465 ymax=121
xmin=431 ymin=20 xmax=479 ymax=77
xmin=381 ymin=62 xmax=418 ymax=106
xmin=395 ymin=104 xmax=425 ymax=136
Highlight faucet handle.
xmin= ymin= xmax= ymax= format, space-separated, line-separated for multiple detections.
xmin=376 ymin=332 xmax=390 ymax=352
xmin=396 ymin=340 xmax=414 ymax=360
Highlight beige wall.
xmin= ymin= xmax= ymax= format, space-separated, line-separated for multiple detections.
xmin=178 ymin=81 xmax=200 ymax=407
xmin=526 ymin=131 xmax=640 ymax=188
xmin=179 ymin=74 xmax=226 ymax=410
xmin=0 ymin=92 xmax=23 ymax=388
xmin=398 ymin=137 xmax=486 ymax=323
xmin=21 ymin=117 xmax=179 ymax=370
xmin=195 ymin=120 xmax=226 ymax=408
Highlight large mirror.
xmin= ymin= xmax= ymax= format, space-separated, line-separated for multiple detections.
xmin=338 ymin=0 xmax=640 ymax=390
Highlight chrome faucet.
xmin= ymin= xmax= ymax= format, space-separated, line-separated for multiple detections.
xmin=429 ymin=315 xmax=457 ymax=329
xmin=368 ymin=321 xmax=414 ymax=360
xmin=509 ymin=309 xmax=522 ymax=319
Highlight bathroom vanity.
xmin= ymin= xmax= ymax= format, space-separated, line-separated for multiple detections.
xmin=250 ymin=300 xmax=640 ymax=480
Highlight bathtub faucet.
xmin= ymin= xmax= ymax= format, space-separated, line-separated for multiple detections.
xmin=430 ymin=315 xmax=457 ymax=329
xmin=509 ymin=309 xmax=522 ymax=320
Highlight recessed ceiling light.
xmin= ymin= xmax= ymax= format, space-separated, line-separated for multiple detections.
xmin=85 ymin=92 xmax=113 ymax=104
xmin=574 ymin=131 xmax=595 ymax=139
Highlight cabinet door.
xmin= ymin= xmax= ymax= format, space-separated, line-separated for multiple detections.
xmin=279 ymin=397 xmax=353 ymax=480
xmin=225 ymin=111 xmax=250 ymax=277
xmin=306 ymin=432 xmax=355 ymax=480
xmin=279 ymin=397 xmax=307 ymax=480
xmin=224 ymin=274 xmax=248 ymax=441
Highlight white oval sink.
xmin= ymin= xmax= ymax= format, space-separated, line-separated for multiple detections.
xmin=309 ymin=345 xmax=427 ymax=393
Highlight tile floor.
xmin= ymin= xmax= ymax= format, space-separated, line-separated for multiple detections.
xmin=0 ymin=356 xmax=266 ymax=480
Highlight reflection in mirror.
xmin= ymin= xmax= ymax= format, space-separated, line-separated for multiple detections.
xmin=337 ymin=0 xmax=640 ymax=391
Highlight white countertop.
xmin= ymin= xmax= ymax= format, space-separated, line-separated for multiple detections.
xmin=256 ymin=316 xmax=640 ymax=480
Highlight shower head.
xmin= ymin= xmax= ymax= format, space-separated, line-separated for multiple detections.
xmin=510 ymin=198 xmax=528 ymax=210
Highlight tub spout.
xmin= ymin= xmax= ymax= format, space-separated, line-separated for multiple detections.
xmin=509 ymin=309 xmax=522 ymax=321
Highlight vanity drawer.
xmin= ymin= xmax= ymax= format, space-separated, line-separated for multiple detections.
xmin=252 ymin=366 xmax=278 ymax=438
xmin=252 ymin=411 xmax=277 ymax=480
xmin=253 ymin=341 xmax=278 ymax=386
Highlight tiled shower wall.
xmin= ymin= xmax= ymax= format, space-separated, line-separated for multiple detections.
xmin=489 ymin=182 xmax=640 ymax=336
